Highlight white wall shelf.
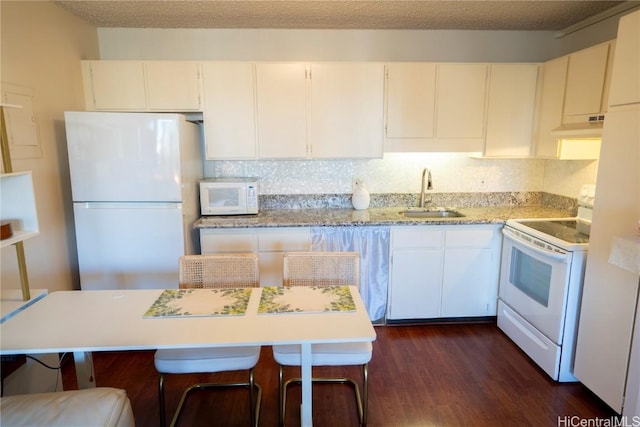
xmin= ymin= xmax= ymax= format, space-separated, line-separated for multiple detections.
xmin=1 ymin=171 xmax=40 ymax=249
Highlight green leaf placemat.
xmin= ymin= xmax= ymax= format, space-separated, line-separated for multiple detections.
xmin=258 ymin=286 xmax=356 ymax=314
xmin=144 ymin=288 xmax=252 ymax=318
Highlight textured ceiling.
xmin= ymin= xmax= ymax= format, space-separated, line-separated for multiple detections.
xmin=52 ymin=0 xmax=637 ymax=31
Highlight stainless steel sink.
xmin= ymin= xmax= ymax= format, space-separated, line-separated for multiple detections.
xmin=400 ymin=207 xmax=465 ymax=218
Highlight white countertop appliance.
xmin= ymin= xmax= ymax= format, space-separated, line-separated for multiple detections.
xmin=65 ymin=112 xmax=202 ymax=290
xmin=497 ymin=186 xmax=593 ymax=382
xmin=199 ymin=177 xmax=259 ymax=215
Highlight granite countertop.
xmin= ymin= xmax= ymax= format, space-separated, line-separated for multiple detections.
xmin=194 ymin=205 xmax=575 ymax=229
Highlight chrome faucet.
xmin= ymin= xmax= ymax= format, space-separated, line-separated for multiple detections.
xmin=420 ymin=168 xmax=433 ymax=208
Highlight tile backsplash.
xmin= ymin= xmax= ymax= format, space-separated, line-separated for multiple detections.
xmin=257 ymin=191 xmax=577 ymax=214
xmin=204 ymin=152 xmax=598 ymax=200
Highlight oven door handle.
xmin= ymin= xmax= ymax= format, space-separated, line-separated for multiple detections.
xmin=502 ymin=228 xmax=568 ymax=262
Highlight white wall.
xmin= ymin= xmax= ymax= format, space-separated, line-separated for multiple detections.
xmin=1 ymin=0 xmax=99 ymax=292
xmin=98 ymin=28 xmax=556 ymax=62
xmin=97 ymin=19 xmax=620 ymax=63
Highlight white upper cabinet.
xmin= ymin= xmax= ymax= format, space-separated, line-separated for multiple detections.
xmin=202 ymin=61 xmax=384 ymax=160
xmin=483 ymin=64 xmax=539 ymax=158
xmin=535 ymin=56 xmax=569 ymax=158
xmin=563 ymin=42 xmax=613 ymax=124
xmin=534 ymin=56 xmax=602 ymax=160
xmin=255 ymin=63 xmax=307 ymax=159
xmin=435 ymin=64 xmax=488 ymax=140
xmin=385 ymin=63 xmax=436 ymax=138
xmin=608 ymin=10 xmax=640 ymax=107
xmin=534 ymin=43 xmax=617 ymax=160
xmin=82 ymin=61 xmax=147 ymax=111
xmin=201 ymin=62 xmax=257 ymax=159
xmin=309 ymin=62 xmax=385 ymax=159
xmin=384 ymin=63 xmax=487 ymax=152
xmin=82 ymin=60 xmax=201 ymax=111
xmin=145 ymin=61 xmax=201 ymax=111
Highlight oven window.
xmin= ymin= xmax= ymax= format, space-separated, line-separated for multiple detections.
xmin=509 ymin=247 xmax=552 ymax=307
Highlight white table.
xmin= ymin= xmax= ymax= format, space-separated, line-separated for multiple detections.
xmin=0 ymin=287 xmax=376 ymax=427
xmin=0 ymin=288 xmax=48 ymax=324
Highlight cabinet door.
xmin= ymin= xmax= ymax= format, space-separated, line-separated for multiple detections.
xmin=535 ymin=56 xmax=569 ymax=158
xmin=201 ymin=62 xmax=257 ymax=159
xmin=435 ymin=64 xmax=487 ymax=139
xmin=608 ymin=10 xmax=640 ymax=107
xmin=388 ymin=248 xmax=443 ymax=319
xmin=388 ymin=227 xmax=444 ymax=320
xmin=441 ymin=248 xmax=495 ymax=317
xmin=441 ymin=227 xmax=500 ymax=317
xmin=563 ymin=43 xmax=611 ymax=122
xmin=309 ymin=63 xmax=384 ymax=158
xmin=385 ymin=63 xmax=436 ymax=138
xmin=145 ymin=62 xmax=201 ymax=111
xmin=484 ymin=64 xmax=539 ymax=157
xmin=83 ymin=61 xmax=146 ymax=111
xmin=257 ymin=228 xmax=311 ymax=286
xmin=255 ymin=63 xmax=308 ymax=158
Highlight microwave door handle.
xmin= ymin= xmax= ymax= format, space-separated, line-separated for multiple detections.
xmin=502 ymin=228 xmax=568 ymax=262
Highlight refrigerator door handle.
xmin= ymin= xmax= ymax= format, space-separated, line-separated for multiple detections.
xmin=75 ymin=202 xmax=182 ymax=209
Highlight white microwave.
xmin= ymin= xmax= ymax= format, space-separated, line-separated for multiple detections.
xmin=199 ymin=178 xmax=259 ymax=215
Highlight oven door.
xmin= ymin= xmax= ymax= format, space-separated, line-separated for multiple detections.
xmin=499 ymin=226 xmax=573 ymax=344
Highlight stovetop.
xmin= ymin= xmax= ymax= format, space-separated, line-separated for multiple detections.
xmin=515 ymin=219 xmax=590 ymax=244
xmin=505 ymin=218 xmax=590 ymax=251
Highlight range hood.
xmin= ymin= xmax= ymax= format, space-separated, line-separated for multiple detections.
xmin=551 ymin=121 xmax=604 ymax=138
xmin=550 ymin=119 xmax=603 ymax=160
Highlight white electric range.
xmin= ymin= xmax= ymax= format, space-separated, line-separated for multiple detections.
xmin=497 ymin=185 xmax=594 ymax=382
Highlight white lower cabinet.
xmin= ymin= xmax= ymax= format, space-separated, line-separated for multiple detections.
xmin=199 ymin=227 xmax=311 ymax=286
xmin=388 ymin=225 xmax=501 ymax=320
xmin=441 ymin=228 xmax=501 ymax=317
xmin=256 ymin=228 xmax=311 ymax=285
xmin=201 ymin=224 xmax=500 ymax=317
xmin=200 ymin=228 xmax=257 ymax=253
xmin=387 ymin=228 xmax=444 ymax=319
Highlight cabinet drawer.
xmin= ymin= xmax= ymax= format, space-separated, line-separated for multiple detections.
xmin=446 ymin=228 xmax=496 ymax=248
xmin=200 ymin=229 xmax=257 ymax=253
xmin=257 ymin=228 xmax=311 ymax=252
xmin=392 ymin=227 xmax=444 ymax=248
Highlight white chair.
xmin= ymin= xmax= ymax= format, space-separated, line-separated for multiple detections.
xmin=273 ymin=251 xmax=372 ymax=426
xmin=154 ymin=254 xmax=262 ymax=427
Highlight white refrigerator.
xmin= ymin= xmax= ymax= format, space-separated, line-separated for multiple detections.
xmin=573 ymin=105 xmax=640 ymax=413
xmin=65 ymin=111 xmax=202 ymax=290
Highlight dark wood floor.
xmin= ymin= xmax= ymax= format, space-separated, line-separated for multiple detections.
xmin=62 ymin=322 xmax=616 ymax=427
